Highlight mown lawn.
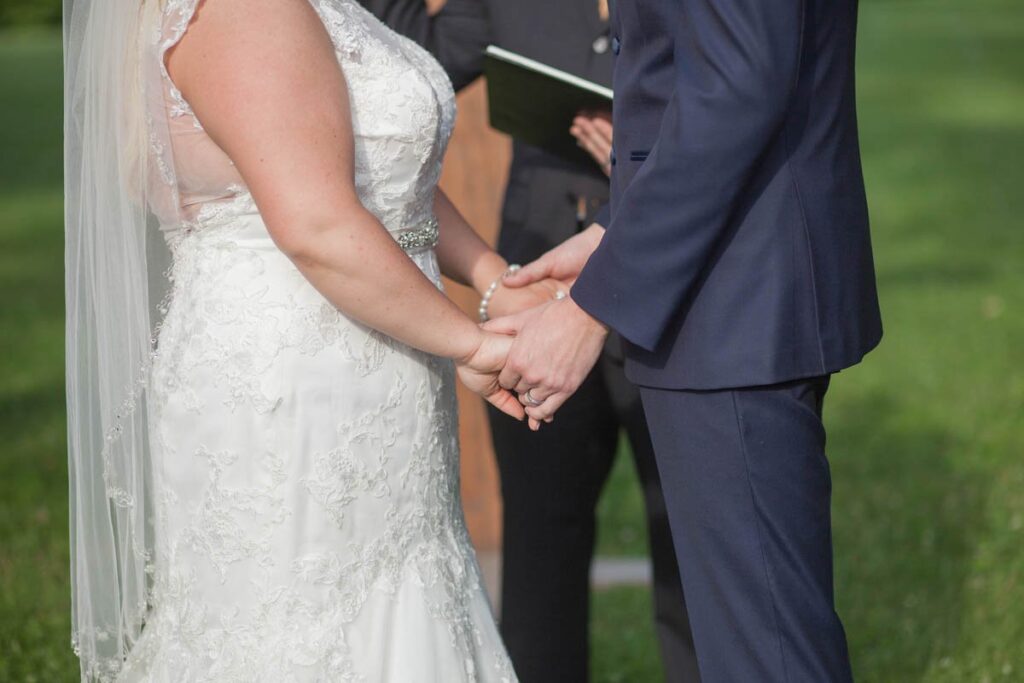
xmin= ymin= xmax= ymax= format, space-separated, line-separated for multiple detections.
xmin=2 ymin=1 xmax=1023 ymax=681
xmin=0 ymin=27 xmax=72 ymax=683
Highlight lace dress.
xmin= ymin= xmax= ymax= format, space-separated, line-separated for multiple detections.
xmin=119 ymin=0 xmax=517 ymax=680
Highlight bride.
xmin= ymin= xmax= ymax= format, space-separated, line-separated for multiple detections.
xmin=65 ymin=0 xmax=563 ymax=679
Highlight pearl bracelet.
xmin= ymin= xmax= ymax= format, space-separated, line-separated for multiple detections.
xmin=479 ymin=264 xmax=521 ymax=323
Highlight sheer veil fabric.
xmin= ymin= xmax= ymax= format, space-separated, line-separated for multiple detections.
xmin=65 ymin=0 xmax=218 ymax=676
xmin=64 ymin=0 xmax=176 ymax=678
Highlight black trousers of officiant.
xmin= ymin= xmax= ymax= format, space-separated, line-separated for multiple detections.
xmin=357 ymin=1 xmax=700 ymax=681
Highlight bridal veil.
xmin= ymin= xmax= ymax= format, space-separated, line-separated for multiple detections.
xmin=64 ymin=0 xmax=178 ymax=678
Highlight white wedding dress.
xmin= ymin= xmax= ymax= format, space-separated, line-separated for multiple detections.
xmin=119 ymin=0 xmax=517 ymax=680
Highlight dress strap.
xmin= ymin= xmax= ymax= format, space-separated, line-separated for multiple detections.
xmin=157 ymin=0 xmax=204 ymax=130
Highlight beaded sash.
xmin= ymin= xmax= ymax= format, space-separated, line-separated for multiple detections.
xmin=395 ymin=216 xmax=439 ymax=253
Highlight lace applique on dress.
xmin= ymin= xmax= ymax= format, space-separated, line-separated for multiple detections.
xmin=126 ymin=0 xmax=515 ymax=681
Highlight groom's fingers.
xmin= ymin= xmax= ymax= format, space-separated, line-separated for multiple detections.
xmin=498 ymin=364 xmax=522 ymax=392
xmin=515 ymin=377 xmax=550 ymax=397
xmin=503 ymin=256 xmax=551 ymax=288
xmin=525 ymin=392 xmax=569 ymax=423
xmin=517 ymin=387 xmax=553 ymax=406
xmin=526 ymin=415 xmax=555 ymax=431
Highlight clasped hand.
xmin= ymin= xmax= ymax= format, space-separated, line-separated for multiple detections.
xmin=460 ymin=224 xmax=608 ymax=431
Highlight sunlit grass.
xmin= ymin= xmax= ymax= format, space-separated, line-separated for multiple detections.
xmin=2 ymin=1 xmax=1023 ymax=680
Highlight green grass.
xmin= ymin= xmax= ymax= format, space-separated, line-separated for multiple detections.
xmin=826 ymin=3 xmax=1024 ymax=679
xmin=1 ymin=1 xmax=1023 ymax=680
xmin=0 ymin=27 xmax=74 ymax=683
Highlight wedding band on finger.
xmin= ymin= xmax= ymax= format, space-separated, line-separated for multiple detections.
xmin=524 ymin=389 xmax=544 ymax=407
xmin=553 ymin=291 xmax=567 ymax=300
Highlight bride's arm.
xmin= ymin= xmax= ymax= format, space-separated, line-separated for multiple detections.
xmin=166 ymin=0 xmax=522 ymax=417
xmin=432 ymin=190 xmax=507 ymax=295
xmin=433 ymin=190 xmax=568 ymax=318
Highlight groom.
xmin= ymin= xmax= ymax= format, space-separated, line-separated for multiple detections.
xmin=493 ymin=0 xmax=882 ymax=680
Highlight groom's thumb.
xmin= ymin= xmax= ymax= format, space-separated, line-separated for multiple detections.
xmin=504 ymin=257 xmax=550 ymax=288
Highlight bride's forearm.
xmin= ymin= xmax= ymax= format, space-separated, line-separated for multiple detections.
xmin=433 ymin=191 xmax=507 ymax=294
xmin=279 ymin=204 xmax=483 ymax=363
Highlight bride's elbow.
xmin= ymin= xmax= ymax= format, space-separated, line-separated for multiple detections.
xmin=266 ymin=201 xmax=366 ymax=265
xmin=271 ymin=223 xmax=325 ymax=264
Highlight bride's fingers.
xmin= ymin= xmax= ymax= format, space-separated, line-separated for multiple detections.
xmin=487 ymin=387 xmax=525 ymax=421
xmin=526 ymin=411 xmax=556 ymax=432
xmin=514 ymin=378 xmax=535 ymax=395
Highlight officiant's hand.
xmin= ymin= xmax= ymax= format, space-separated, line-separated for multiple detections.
xmin=503 ymin=223 xmax=605 ymax=290
xmin=571 ymin=110 xmax=613 ymax=176
xmin=485 ymin=297 xmax=608 ymax=430
xmin=456 ymin=331 xmax=526 ymax=421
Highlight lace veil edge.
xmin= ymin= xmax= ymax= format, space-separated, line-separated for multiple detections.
xmin=65 ymin=0 xmax=183 ymax=678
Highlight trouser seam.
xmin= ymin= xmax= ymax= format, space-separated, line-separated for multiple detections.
xmin=731 ymin=389 xmax=792 ymax=683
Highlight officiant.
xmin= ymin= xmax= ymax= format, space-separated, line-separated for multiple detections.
xmin=358 ymin=1 xmax=699 ymax=681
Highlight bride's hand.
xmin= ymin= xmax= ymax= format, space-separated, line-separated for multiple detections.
xmin=456 ymin=331 xmax=525 ymax=421
xmin=486 ymin=278 xmax=567 ymax=319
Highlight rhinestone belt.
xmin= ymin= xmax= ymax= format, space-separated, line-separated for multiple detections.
xmin=395 ymin=216 xmax=440 ymax=253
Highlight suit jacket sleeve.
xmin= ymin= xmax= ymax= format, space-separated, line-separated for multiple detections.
xmin=592 ymin=202 xmax=611 ymax=230
xmin=359 ymin=0 xmax=492 ymax=92
xmin=571 ymin=0 xmax=803 ymax=351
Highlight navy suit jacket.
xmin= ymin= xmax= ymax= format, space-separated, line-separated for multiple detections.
xmin=572 ymin=0 xmax=883 ymax=390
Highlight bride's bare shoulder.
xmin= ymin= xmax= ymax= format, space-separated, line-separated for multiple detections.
xmin=166 ymin=0 xmax=336 ymax=93
xmin=162 ymin=0 xmax=363 ymax=246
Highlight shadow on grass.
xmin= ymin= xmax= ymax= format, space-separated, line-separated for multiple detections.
xmin=829 ymin=389 xmax=988 ymax=683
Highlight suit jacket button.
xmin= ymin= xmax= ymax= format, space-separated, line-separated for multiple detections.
xmin=592 ymin=35 xmax=610 ymax=55
xmin=610 ymin=151 xmax=617 ymax=166
xmin=611 ymin=36 xmax=621 ymax=55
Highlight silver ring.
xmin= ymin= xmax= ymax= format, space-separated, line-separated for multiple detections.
xmin=524 ymin=389 xmax=544 ymax=407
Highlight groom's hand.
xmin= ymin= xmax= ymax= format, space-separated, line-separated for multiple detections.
xmin=503 ymin=223 xmax=605 ymax=289
xmin=485 ymin=297 xmax=608 ymax=430
xmin=486 ymin=278 xmax=568 ymax=319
